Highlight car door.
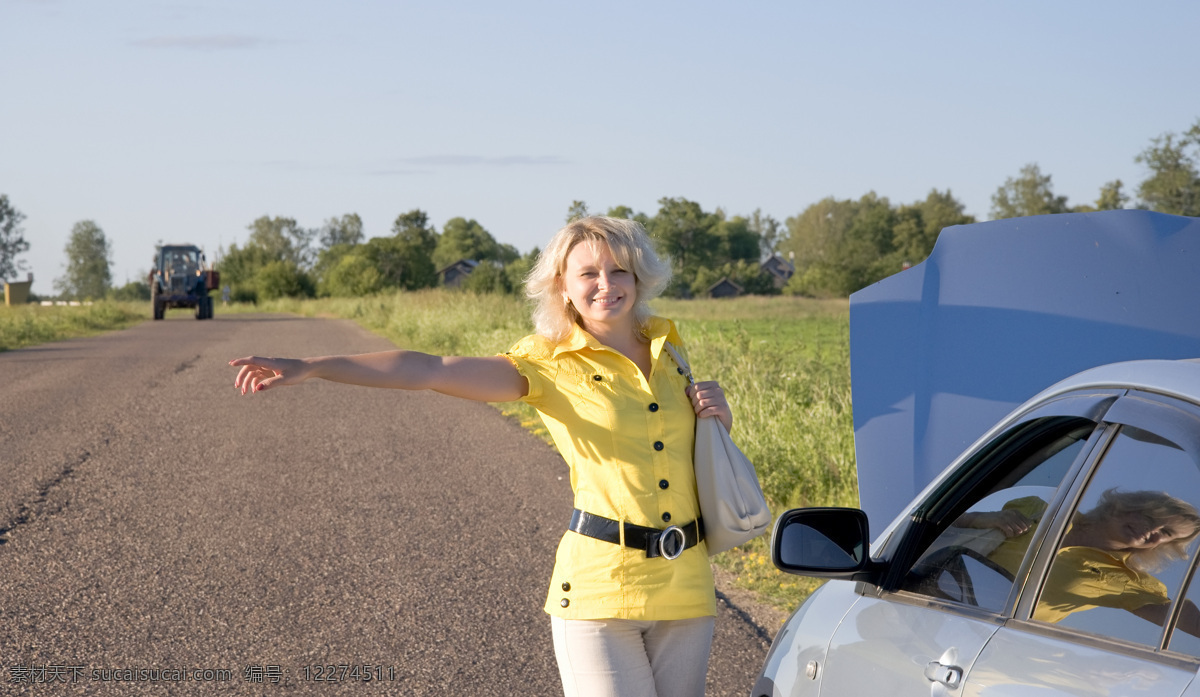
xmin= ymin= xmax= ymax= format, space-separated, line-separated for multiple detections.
xmin=815 ymin=393 xmax=1115 ymax=696
xmin=963 ymin=391 xmax=1200 ymax=696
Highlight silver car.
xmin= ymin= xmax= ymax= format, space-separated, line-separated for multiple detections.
xmin=753 ymin=211 xmax=1200 ymax=697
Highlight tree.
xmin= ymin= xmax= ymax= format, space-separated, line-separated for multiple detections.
xmin=219 ymin=242 xmax=277 ymax=302
xmin=891 ymin=189 xmax=975 ymax=265
xmin=246 ymin=216 xmax=315 ymax=268
xmin=318 ymin=213 xmax=364 ymax=249
xmin=778 ymin=196 xmax=857 ymax=296
xmin=712 ymin=214 xmax=761 ymax=264
xmin=505 ymin=247 xmax=540 ymax=293
xmin=1094 ymin=180 xmax=1129 ymax=211
xmin=566 ymin=200 xmax=590 ymax=223
xmin=392 ymin=209 xmax=438 ymax=256
xmin=320 ymin=253 xmax=385 ymax=297
xmin=56 ymin=220 xmax=112 ymax=299
xmin=462 ymin=261 xmax=513 ymax=294
xmin=433 ymin=217 xmax=511 ymax=270
xmin=604 ymin=205 xmax=650 ymax=226
xmin=774 ymin=189 xmax=969 ymax=298
xmin=256 ymin=260 xmax=312 ymax=300
xmin=1136 ymin=120 xmax=1200 ymax=216
xmin=108 ymin=280 xmax=151 ymax=301
xmin=990 ymin=163 xmax=1071 ymax=219
xmin=748 ymin=209 xmax=781 ymax=258
xmin=648 ymin=198 xmax=718 ymax=270
xmin=360 ymin=235 xmax=437 ymax=290
xmin=0 ymin=194 xmax=30 ymax=282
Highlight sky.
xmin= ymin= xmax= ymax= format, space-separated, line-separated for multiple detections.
xmin=3 ymin=0 xmax=1199 ymax=295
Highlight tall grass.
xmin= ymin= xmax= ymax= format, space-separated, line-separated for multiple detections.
xmin=253 ymin=291 xmax=857 ymax=612
xmin=0 ymin=302 xmax=147 ymax=352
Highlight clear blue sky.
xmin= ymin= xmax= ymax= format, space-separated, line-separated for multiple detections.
xmin=4 ymin=0 xmax=1198 ymax=294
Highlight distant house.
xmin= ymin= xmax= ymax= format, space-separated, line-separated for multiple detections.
xmin=3 ymin=272 xmax=33 ymax=306
xmin=706 ymin=277 xmax=743 ymax=299
xmin=760 ymin=253 xmax=795 ymax=289
xmin=438 ymin=259 xmax=479 ymax=288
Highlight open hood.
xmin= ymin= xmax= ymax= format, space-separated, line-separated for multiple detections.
xmin=849 ymin=210 xmax=1200 ymax=526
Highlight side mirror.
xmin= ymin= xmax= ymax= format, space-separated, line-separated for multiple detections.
xmin=772 ymin=507 xmax=881 ymax=583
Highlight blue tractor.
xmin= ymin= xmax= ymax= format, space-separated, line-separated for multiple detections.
xmin=150 ymin=245 xmax=217 ymax=320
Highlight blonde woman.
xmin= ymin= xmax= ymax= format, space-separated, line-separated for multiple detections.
xmin=958 ymin=488 xmax=1200 ymax=632
xmin=1037 ymin=489 xmax=1200 ymax=628
xmin=231 ymin=216 xmax=731 ymax=697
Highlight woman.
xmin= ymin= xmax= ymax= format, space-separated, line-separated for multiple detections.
xmin=231 ymin=216 xmax=730 ymax=697
xmin=1037 ymin=489 xmax=1200 ymax=627
xmin=959 ymin=489 xmax=1200 ymax=629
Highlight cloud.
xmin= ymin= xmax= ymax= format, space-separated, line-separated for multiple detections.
xmin=394 ymin=155 xmax=569 ymax=167
xmin=130 ymin=35 xmax=269 ymax=51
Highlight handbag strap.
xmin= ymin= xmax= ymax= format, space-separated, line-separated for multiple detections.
xmin=662 ymin=342 xmax=696 ymax=387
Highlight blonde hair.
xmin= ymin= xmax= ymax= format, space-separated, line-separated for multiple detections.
xmin=1079 ymin=489 xmax=1200 ymax=572
xmin=525 ymin=216 xmax=671 ymax=342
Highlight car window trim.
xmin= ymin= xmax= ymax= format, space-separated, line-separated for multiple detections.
xmin=1002 ymin=617 xmax=1200 ymax=671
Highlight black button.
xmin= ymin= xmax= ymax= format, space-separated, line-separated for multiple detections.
xmin=562 ymin=582 xmax=571 ymax=592
xmin=561 ymin=598 xmax=570 ymax=608
xmin=659 ymin=479 xmax=669 ymax=489
xmin=653 ymin=441 xmax=664 ymax=451
xmin=677 ymin=367 xmax=684 ymax=374
xmin=593 ymin=374 xmax=602 ymax=381
xmin=648 ymin=402 xmax=659 ymax=412
xmin=662 ymin=512 xmax=672 ymax=523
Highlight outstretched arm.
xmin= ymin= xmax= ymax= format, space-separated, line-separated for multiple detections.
xmin=230 ymin=351 xmax=528 ymax=403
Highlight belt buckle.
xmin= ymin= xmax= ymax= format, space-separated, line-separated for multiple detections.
xmin=657 ymin=525 xmax=686 ymax=560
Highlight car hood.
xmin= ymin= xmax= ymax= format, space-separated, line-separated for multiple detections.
xmin=849 ymin=210 xmax=1200 ymax=526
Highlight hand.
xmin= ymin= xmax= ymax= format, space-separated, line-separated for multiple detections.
xmin=687 ymin=380 xmax=733 ymax=432
xmin=230 ymin=356 xmax=311 ymax=395
xmin=961 ymin=509 xmax=1033 ymax=538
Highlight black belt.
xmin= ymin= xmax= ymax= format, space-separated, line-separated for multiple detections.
xmin=569 ymin=509 xmax=704 ymax=560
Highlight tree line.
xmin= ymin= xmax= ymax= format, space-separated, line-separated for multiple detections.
xmin=2 ymin=118 xmax=1197 ymax=302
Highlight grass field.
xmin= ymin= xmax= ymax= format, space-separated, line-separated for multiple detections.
xmin=5 ymin=291 xmax=857 ymax=610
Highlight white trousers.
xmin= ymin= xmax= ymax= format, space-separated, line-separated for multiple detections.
xmin=551 ymin=615 xmax=715 ymax=697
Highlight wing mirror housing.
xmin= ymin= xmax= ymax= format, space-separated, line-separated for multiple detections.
xmin=771 ymin=507 xmax=883 ymax=584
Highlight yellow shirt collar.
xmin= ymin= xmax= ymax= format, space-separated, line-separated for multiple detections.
xmin=552 ymin=317 xmax=683 ymax=360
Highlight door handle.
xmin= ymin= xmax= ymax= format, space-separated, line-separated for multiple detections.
xmin=924 ymin=660 xmax=962 ymax=688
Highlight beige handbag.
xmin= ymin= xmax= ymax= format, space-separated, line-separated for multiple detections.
xmin=664 ymin=343 xmax=772 ymax=555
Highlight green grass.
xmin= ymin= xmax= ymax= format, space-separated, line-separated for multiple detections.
xmin=248 ymin=291 xmax=857 ymax=613
xmin=0 ymin=302 xmax=148 ymax=351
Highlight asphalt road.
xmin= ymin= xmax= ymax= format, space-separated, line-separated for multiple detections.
xmin=0 ymin=313 xmax=774 ymax=696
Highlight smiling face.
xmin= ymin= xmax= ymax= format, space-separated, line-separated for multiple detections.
xmin=560 ymin=240 xmax=637 ymax=337
xmin=1106 ymin=511 xmax=1197 ymax=551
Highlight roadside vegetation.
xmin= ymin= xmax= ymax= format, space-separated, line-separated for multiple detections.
xmin=238 ymin=290 xmax=855 ymax=612
xmin=0 ymin=301 xmax=146 ymax=352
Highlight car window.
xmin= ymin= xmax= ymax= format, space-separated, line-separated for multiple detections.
xmin=1033 ymin=425 xmax=1200 ymax=649
xmin=900 ymin=417 xmax=1095 ymax=611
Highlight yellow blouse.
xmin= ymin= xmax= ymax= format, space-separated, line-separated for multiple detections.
xmin=501 ymin=317 xmax=716 ymax=620
xmin=1035 ymin=546 xmax=1170 ymax=623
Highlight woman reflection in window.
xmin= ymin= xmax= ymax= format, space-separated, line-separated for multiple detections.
xmin=959 ymin=489 xmax=1200 ymax=632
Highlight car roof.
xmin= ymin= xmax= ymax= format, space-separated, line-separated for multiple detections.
xmin=849 ymin=211 xmax=1200 ymax=525
xmin=1028 ymin=358 xmax=1200 ymax=406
